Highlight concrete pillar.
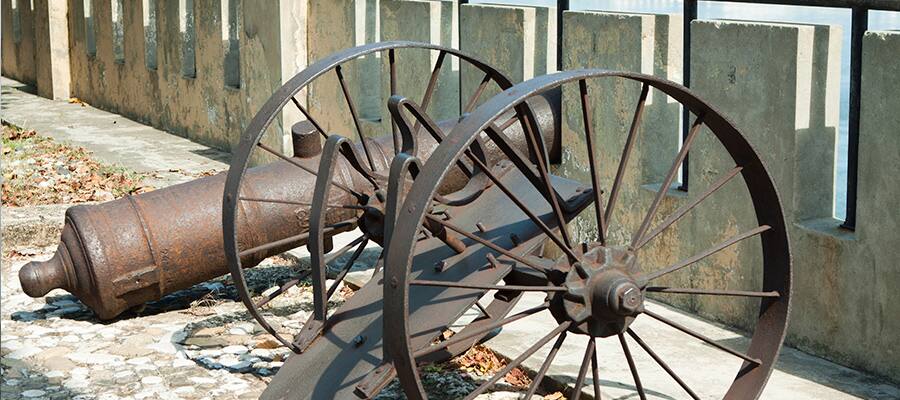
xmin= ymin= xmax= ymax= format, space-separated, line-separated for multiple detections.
xmin=459 ymin=3 xmax=555 ymax=110
xmin=557 ymin=10 xmax=688 ymax=306
xmin=307 ymin=0 xmax=381 ymax=140
xmin=1 ymin=0 xmax=37 ymax=85
xmin=689 ymin=20 xmax=840 ymax=330
xmin=380 ymin=0 xmax=459 ymax=128
xmin=32 ymin=0 xmax=70 ymax=99
xmin=856 ymin=30 xmax=900 ymax=380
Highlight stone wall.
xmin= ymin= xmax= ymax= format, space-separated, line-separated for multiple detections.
xmin=61 ymin=0 xmax=306 ymax=156
xmin=2 ymin=0 xmax=69 ymax=99
xmin=2 ymin=0 xmax=899 ymax=383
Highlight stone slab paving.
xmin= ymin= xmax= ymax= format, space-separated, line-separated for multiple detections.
xmin=483 ymin=292 xmax=900 ymax=399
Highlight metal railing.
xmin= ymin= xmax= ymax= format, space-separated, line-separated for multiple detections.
xmin=554 ymin=0 xmax=898 ymax=230
xmin=469 ymin=0 xmax=898 ymax=229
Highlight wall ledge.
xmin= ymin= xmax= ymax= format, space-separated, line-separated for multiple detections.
xmin=794 ymin=217 xmax=856 ymax=241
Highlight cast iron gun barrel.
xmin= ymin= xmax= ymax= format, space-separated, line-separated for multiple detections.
xmin=18 ymin=98 xmax=560 ymax=319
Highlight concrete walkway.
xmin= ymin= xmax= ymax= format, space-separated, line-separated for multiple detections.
xmin=482 ymin=292 xmax=900 ymax=399
xmin=4 ymin=77 xmax=898 ymax=399
xmin=1 ymin=77 xmax=229 ymax=188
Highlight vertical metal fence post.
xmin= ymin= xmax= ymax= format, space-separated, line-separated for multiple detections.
xmin=841 ymin=6 xmax=867 ymax=230
xmin=679 ymin=0 xmax=698 ymax=192
xmin=557 ymin=0 xmax=569 ymax=72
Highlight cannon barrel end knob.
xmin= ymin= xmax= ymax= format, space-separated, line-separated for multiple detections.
xmin=19 ymin=252 xmax=69 ymax=298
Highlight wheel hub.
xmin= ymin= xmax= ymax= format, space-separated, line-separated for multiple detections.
xmin=550 ymin=244 xmax=644 ymax=337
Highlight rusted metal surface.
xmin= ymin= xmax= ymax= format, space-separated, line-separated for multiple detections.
xmin=18 ymin=45 xmax=559 ymax=322
xmin=382 ymin=69 xmax=791 ymax=400
xmin=21 ymin=41 xmax=791 ymax=400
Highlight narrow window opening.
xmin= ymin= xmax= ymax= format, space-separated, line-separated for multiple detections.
xmin=111 ymin=0 xmax=125 ymax=63
xmin=84 ymin=0 xmax=96 ymax=57
xmin=11 ymin=0 xmax=21 ymax=43
xmin=222 ymin=0 xmax=240 ymax=88
xmin=143 ymin=0 xmax=157 ymax=69
xmin=179 ymin=0 xmax=196 ymax=78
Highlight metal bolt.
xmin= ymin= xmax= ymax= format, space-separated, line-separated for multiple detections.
xmin=476 ymin=222 xmax=487 ymax=233
xmin=486 ymin=254 xmax=499 ymax=269
xmin=510 ymin=233 xmax=520 ymax=246
xmin=434 ymin=260 xmax=447 ymax=272
xmin=352 ymin=335 xmax=367 ymax=347
xmin=617 ymin=285 xmax=643 ymax=315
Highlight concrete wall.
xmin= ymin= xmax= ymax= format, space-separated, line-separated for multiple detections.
xmin=459 ymin=3 xmax=556 ymax=110
xmin=380 ymin=0 xmax=459 ymax=128
xmin=2 ymin=0 xmax=36 ymax=86
xmin=3 ymin=0 xmax=899 ymax=382
xmin=555 ymin=12 xmax=898 ymax=381
xmin=64 ymin=0 xmax=305 ymax=156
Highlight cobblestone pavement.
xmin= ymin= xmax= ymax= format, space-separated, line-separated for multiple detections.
xmin=1 ymin=247 xmax=547 ymax=400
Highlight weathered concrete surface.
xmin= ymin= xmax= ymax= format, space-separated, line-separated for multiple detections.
xmin=2 ymin=77 xmax=228 ymax=186
xmin=380 ymin=0 xmax=459 ymax=128
xmin=557 ymin=10 xmax=683 ymax=253
xmin=307 ymin=0 xmax=384 ymax=140
xmin=1 ymin=0 xmax=37 ymax=86
xmin=459 ymin=3 xmax=555 ymax=110
xmin=65 ymin=0 xmax=293 ymax=158
xmin=32 ymin=0 xmax=70 ymax=100
xmin=851 ymin=29 xmax=900 ymax=382
xmin=484 ymin=292 xmax=900 ymax=399
xmin=1 ymin=77 xmax=229 ymax=250
xmin=687 ymin=20 xmax=900 ymax=384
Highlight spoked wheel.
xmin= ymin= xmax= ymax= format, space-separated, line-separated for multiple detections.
xmin=223 ymin=41 xmax=555 ymax=397
xmin=384 ymin=70 xmax=791 ymax=400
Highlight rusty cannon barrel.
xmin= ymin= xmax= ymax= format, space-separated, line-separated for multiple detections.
xmin=19 ymin=97 xmax=561 ymax=320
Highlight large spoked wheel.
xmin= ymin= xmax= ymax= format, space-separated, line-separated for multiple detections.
xmin=222 ymin=41 xmax=524 ymax=354
xmin=384 ymin=70 xmax=791 ymax=399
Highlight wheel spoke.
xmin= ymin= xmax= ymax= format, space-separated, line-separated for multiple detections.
xmin=255 ymin=142 xmax=363 ymax=199
xmin=604 ymin=83 xmax=650 ymax=236
xmin=645 ymin=287 xmax=780 ymax=298
xmin=634 ymin=165 xmax=743 ymax=250
xmin=482 ymin=125 xmax=571 ymax=230
xmin=618 ymin=333 xmax=647 ymax=400
xmin=523 ymin=331 xmax=568 ymax=399
xmin=516 ymin=105 xmax=573 ymax=249
xmin=424 ymin=214 xmax=551 ymax=275
xmin=254 ymin=271 xmax=311 ymax=309
xmin=462 ymin=321 xmax=572 ymax=400
xmin=326 ymin=237 xmax=370 ymax=299
xmin=388 ymin=49 xmax=400 ymax=153
xmin=413 ymin=302 xmax=550 ymax=359
xmin=464 ymin=151 xmax=578 ymax=263
xmin=290 ymin=97 xmax=328 ymax=139
xmin=627 ymin=328 xmax=700 ymax=400
xmin=463 ymin=73 xmax=492 ymax=114
xmin=570 ymin=337 xmax=596 ymax=400
xmin=409 ymin=280 xmax=565 ymax=292
xmin=640 ymin=225 xmax=771 ymax=283
xmin=237 ymin=221 xmax=354 ymax=258
xmin=335 ymin=65 xmax=377 ymax=171
xmin=642 ymin=309 xmax=761 ymax=365
xmin=579 ymin=79 xmax=608 ymax=245
xmin=631 ymin=114 xmax=705 ymax=248
xmin=412 ymin=50 xmax=447 ymax=136
xmin=590 ymin=339 xmax=602 ymax=400
xmin=323 ymin=235 xmax=367 ymax=266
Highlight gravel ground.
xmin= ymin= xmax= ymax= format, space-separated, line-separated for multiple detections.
xmin=1 ymin=247 xmax=556 ymax=400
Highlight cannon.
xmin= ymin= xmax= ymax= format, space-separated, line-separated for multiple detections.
xmin=17 ymin=42 xmax=559 ymax=320
xmin=22 ymin=42 xmax=791 ymax=399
